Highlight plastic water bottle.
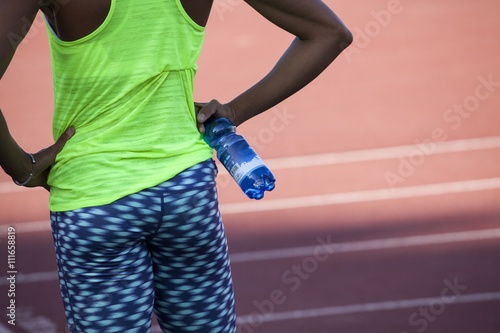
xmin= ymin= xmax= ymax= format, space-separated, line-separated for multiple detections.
xmin=203 ymin=117 xmax=276 ymax=200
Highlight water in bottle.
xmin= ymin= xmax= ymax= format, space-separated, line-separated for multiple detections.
xmin=203 ymin=117 xmax=276 ymax=199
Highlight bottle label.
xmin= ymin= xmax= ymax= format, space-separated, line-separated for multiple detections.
xmin=229 ymin=156 xmax=264 ymax=185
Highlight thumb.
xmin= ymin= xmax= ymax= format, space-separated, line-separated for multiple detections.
xmin=35 ymin=127 xmax=75 ymax=169
xmin=52 ymin=126 xmax=75 ymax=155
xmin=194 ymin=102 xmax=208 ymax=115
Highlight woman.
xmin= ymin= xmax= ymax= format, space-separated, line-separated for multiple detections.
xmin=0 ymin=0 xmax=352 ymax=331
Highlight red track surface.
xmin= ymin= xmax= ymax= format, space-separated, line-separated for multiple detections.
xmin=1 ymin=0 xmax=500 ymax=332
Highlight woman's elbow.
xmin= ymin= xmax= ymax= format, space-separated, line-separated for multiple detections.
xmin=340 ymin=27 xmax=353 ymax=47
xmin=328 ymin=24 xmax=353 ymax=49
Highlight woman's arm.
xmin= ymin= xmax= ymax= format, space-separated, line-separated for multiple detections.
xmin=0 ymin=0 xmax=73 ymax=189
xmin=0 ymin=0 xmax=40 ymax=78
xmin=197 ymin=0 xmax=352 ymax=132
xmin=0 ymin=0 xmax=40 ymax=182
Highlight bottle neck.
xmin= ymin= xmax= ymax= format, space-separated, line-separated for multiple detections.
xmin=204 ymin=118 xmax=236 ymax=148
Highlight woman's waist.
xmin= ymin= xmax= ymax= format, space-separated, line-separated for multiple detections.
xmin=49 ymin=145 xmax=214 ymax=186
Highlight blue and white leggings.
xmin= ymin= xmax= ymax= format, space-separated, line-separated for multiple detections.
xmin=50 ymin=160 xmax=236 ymax=333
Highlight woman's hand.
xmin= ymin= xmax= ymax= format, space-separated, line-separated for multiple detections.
xmin=195 ymin=100 xmax=240 ymax=134
xmin=14 ymin=127 xmax=75 ymax=191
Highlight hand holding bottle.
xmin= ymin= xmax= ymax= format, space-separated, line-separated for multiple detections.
xmin=196 ymin=101 xmax=275 ymax=200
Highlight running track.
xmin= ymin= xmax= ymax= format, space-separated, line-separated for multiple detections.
xmin=1 ymin=0 xmax=500 ymax=332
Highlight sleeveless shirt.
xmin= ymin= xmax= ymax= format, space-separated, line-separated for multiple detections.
xmin=44 ymin=0 xmax=213 ymax=211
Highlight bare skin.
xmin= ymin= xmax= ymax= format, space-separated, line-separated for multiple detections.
xmin=0 ymin=0 xmax=352 ymax=190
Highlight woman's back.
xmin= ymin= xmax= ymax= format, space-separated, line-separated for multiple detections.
xmin=45 ymin=0 xmax=215 ymax=211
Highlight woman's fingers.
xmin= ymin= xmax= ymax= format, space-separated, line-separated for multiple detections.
xmin=196 ymin=100 xmax=219 ymax=134
xmin=33 ymin=127 xmax=74 ymax=171
xmin=26 ymin=127 xmax=75 ymax=189
xmin=195 ymin=100 xmax=239 ymax=134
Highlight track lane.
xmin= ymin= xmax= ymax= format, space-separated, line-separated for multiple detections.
xmin=1 ymin=0 xmax=500 ymax=332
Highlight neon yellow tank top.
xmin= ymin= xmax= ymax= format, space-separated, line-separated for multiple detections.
xmin=45 ymin=0 xmax=213 ymax=211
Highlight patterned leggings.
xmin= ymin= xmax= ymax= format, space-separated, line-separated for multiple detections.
xmin=50 ymin=160 xmax=236 ymax=333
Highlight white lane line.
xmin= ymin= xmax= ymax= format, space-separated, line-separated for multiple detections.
xmin=225 ymin=135 xmax=500 ymax=173
xmin=220 ymin=177 xmax=500 ymax=215
xmin=2 ymin=228 xmax=500 ymax=285
xmin=1 ymin=178 xmax=500 ymax=235
xmin=0 ymin=323 xmax=13 ymax=333
xmin=1 ymin=136 xmax=500 ymax=194
xmin=0 ymin=220 xmax=52 ymax=235
xmin=16 ymin=271 xmax=59 ymax=283
xmin=236 ymin=292 xmax=500 ymax=325
xmin=0 ymin=271 xmax=59 ymax=286
xmin=0 ymin=182 xmax=43 ymax=194
xmin=22 ymin=270 xmax=58 ymax=283
xmin=230 ymin=227 xmax=500 ymax=263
